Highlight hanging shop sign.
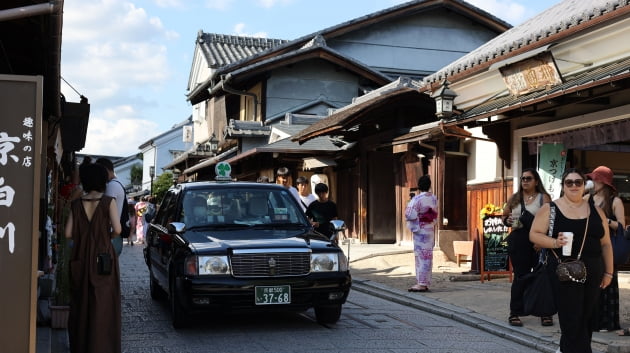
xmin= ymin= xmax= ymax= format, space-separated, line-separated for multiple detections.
xmin=0 ymin=74 xmax=43 ymax=353
xmin=499 ymin=52 xmax=562 ymax=96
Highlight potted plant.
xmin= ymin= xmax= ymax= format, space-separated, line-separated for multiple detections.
xmin=49 ymin=210 xmax=71 ymax=329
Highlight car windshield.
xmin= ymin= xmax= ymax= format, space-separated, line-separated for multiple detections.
xmin=179 ymin=187 xmax=308 ymax=229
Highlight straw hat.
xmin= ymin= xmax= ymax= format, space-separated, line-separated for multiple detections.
xmin=586 ymin=166 xmax=616 ymax=191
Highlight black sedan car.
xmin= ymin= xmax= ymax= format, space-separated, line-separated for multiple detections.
xmin=144 ymin=178 xmax=351 ymax=328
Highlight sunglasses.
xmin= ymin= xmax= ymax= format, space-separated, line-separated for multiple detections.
xmin=563 ymin=179 xmax=584 ymax=187
xmin=520 ymin=176 xmax=534 ymax=182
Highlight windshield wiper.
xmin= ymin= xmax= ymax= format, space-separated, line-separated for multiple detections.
xmin=187 ymin=223 xmax=251 ymax=231
xmin=250 ymin=222 xmax=307 ymax=229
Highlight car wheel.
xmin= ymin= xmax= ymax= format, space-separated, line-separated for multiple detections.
xmin=170 ymin=278 xmax=187 ymax=329
xmin=314 ymin=304 xmax=342 ymax=324
xmin=149 ymin=266 xmax=166 ymax=300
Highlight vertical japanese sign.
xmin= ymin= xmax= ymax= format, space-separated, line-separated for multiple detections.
xmin=0 ymin=75 xmax=42 ymax=353
xmin=539 ymin=143 xmax=567 ymax=200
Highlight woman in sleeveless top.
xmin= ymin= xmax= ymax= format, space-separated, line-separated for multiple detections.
xmin=530 ymin=168 xmax=614 ymax=353
xmin=64 ymin=162 xmax=122 ymax=353
xmin=502 ymin=168 xmax=551 ymax=327
xmin=585 ymin=166 xmax=625 ymax=332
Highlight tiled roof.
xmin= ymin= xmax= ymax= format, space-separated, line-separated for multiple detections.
xmin=424 ymin=0 xmax=630 ymax=84
xmin=197 ymin=32 xmax=288 ymax=68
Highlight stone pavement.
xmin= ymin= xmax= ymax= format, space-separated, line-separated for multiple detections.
xmin=343 ymin=241 xmax=630 ymax=353
xmin=38 ymin=241 xmax=630 ymax=353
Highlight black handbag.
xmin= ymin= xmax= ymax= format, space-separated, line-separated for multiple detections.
xmin=97 ymin=252 xmax=112 ymax=275
xmin=611 ymin=222 xmax=630 ymax=265
xmin=551 ymin=206 xmax=589 ymax=284
xmin=522 ymin=252 xmax=557 ymax=317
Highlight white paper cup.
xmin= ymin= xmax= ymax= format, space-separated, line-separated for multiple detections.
xmin=562 ymin=232 xmax=574 ymax=256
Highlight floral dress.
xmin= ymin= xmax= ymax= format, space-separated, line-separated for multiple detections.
xmin=405 ymin=191 xmax=438 ymax=286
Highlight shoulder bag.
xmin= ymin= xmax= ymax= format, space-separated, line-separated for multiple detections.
xmin=551 ymin=207 xmax=589 ymax=284
xmin=522 ymin=202 xmax=557 ymax=317
xmin=611 ymin=221 xmax=630 ymax=265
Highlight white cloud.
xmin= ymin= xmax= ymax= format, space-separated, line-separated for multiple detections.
xmin=204 ymin=0 xmax=234 ymax=10
xmin=153 ymin=0 xmax=184 ymax=8
xmin=61 ymin=0 xmax=179 ymax=155
xmin=232 ymin=23 xmax=268 ymax=38
xmin=81 ymin=106 xmax=160 ymax=157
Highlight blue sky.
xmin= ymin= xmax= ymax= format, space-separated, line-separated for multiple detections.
xmin=61 ymin=0 xmax=562 ymax=157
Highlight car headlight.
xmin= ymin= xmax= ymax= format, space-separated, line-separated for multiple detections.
xmin=311 ymin=253 xmax=340 ymax=272
xmin=186 ymin=255 xmax=230 ymax=275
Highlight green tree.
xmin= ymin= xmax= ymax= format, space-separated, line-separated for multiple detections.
xmin=130 ymin=163 xmax=143 ymax=185
xmin=152 ymin=171 xmax=173 ymax=203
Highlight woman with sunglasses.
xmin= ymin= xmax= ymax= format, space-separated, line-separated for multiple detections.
xmin=502 ymin=168 xmax=552 ymax=327
xmin=585 ymin=166 xmax=626 ymax=334
xmin=530 ymin=168 xmax=614 ymax=353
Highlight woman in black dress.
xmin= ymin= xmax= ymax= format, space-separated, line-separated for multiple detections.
xmin=530 ymin=168 xmax=614 ymax=353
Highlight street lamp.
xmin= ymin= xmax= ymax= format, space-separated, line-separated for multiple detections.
xmin=431 ymin=79 xmax=457 ymax=121
xmin=172 ymin=168 xmax=181 ymax=185
xmin=209 ymin=133 xmax=219 ymax=155
xmin=149 ymin=166 xmax=155 ymax=196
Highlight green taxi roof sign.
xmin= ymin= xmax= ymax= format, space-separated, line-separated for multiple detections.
xmin=215 ymin=161 xmax=232 ymax=181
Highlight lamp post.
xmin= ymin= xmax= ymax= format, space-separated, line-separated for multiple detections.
xmin=149 ymin=166 xmax=155 ymax=196
xmin=431 ymin=79 xmax=457 ymax=121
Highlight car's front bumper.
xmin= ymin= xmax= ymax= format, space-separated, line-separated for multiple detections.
xmin=174 ymin=272 xmax=351 ymax=313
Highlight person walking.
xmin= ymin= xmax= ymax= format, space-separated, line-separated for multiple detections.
xmin=64 ymin=161 xmax=121 ymax=353
xmin=530 ymin=168 xmax=614 ymax=353
xmin=134 ymin=195 xmax=149 ymax=244
xmin=296 ymin=176 xmax=317 ymax=211
xmin=95 ymin=157 xmax=126 ymax=256
xmin=305 ymin=183 xmax=338 ymax=238
xmin=502 ymin=168 xmax=552 ymax=327
xmin=404 ymin=175 xmax=438 ymax=293
xmin=585 ymin=166 xmax=625 ymax=333
xmin=276 ymin=167 xmax=302 ymax=205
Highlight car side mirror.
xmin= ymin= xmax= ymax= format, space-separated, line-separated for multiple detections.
xmin=329 ymin=220 xmax=346 ymax=242
xmin=167 ymin=222 xmax=186 ymax=234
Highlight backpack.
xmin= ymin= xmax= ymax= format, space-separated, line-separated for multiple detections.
xmin=145 ymin=203 xmax=156 ymax=223
xmin=113 ymin=180 xmax=131 ymax=238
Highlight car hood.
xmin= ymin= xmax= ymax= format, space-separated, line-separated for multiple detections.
xmin=184 ymin=228 xmax=336 ymax=252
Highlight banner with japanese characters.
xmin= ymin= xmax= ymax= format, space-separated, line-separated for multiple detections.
xmin=0 ymin=75 xmax=42 ymax=352
xmin=539 ymin=143 xmax=567 ymax=200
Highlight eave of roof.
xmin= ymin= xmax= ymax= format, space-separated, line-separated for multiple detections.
xmin=423 ymin=0 xmax=630 ymax=87
xmin=450 ymin=56 xmax=630 ymax=124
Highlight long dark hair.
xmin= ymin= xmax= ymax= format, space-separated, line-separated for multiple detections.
xmin=507 ymin=168 xmax=550 ymax=208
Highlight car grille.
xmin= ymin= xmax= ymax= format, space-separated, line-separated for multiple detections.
xmin=230 ymin=251 xmax=310 ymax=277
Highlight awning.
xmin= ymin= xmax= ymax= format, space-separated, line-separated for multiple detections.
xmin=526 ymin=118 xmax=630 ymax=153
xmin=303 ymin=157 xmax=337 ymax=170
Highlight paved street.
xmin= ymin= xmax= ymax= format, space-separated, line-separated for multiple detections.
xmin=116 ymin=242 xmax=544 ymax=353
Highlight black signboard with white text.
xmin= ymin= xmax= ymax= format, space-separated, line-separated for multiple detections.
xmin=479 ymin=214 xmax=512 ymax=282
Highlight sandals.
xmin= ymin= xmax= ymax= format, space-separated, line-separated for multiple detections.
xmin=541 ymin=316 xmax=554 ymax=326
xmin=617 ymin=328 xmax=630 ymax=336
xmin=408 ymin=284 xmax=429 ymax=292
xmin=508 ymin=315 xmax=523 ymax=327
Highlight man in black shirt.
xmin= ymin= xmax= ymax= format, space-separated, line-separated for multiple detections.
xmin=305 ymin=183 xmax=337 ymax=238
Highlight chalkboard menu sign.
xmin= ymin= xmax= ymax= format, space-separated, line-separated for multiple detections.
xmin=479 ymin=214 xmax=512 ymax=282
